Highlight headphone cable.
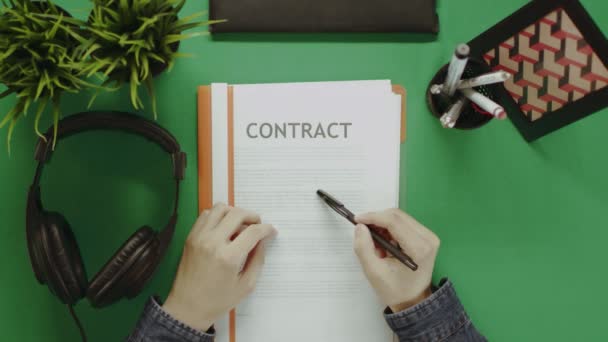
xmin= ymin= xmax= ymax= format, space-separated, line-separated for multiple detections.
xmin=68 ymin=305 xmax=88 ymax=342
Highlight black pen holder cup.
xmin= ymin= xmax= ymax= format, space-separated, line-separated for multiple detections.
xmin=427 ymin=59 xmax=500 ymax=129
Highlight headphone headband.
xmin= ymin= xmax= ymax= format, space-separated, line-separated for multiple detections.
xmin=34 ymin=111 xmax=186 ymax=180
xmin=26 ymin=111 xmax=187 ymax=310
xmin=29 ymin=111 xmax=185 ymax=264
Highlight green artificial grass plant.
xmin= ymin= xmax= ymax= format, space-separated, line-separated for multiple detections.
xmin=82 ymin=0 xmax=222 ymax=117
xmin=0 ymin=0 xmax=92 ymax=150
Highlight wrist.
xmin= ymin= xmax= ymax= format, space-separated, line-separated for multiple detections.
xmin=163 ymin=293 xmax=215 ymax=333
xmin=389 ymin=286 xmax=433 ymax=313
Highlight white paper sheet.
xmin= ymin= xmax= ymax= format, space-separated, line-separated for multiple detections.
xmin=212 ymin=81 xmax=402 ymax=342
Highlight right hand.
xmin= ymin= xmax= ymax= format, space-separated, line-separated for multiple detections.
xmin=354 ymin=209 xmax=440 ymax=313
xmin=163 ymin=203 xmax=277 ymax=332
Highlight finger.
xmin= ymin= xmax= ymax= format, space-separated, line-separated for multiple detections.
xmin=192 ymin=209 xmax=210 ymax=231
xmin=203 ymin=203 xmax=232 ymax=231
xmin=217 ymin=208 xmax=262 ymax=240
xmin=238 ymin=238 xmax=269 ymax=295
xmin=229 ymin=224 xmax=277 ymax=257
xmin=186 ymin=210 xmax=211 ymax=242
xmin=356 ymin=209 xmax=427 ymax=258
xmin=399 ymin=212 xmax=441 ymax=247
xmin=375 ymin=247 xmax=387 ymax=258
xmin=378 ymin=209 xmax=441 ymax=248
xmin=353 ymin=224 xmax=383 ymax=272
xmin=356 ymin=209 xmax=406 ymax=230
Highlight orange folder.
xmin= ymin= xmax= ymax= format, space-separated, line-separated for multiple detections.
xmin=196 ymin=83 xmax=406 ymax=342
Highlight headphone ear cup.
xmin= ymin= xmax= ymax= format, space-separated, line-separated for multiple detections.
xmin=87 ymin=226 xmax=160 ymax=308
xmin=40 ymin=212 xmax=88 ymax=305
xmin=27 ymin=214 xmax=49 ymax=286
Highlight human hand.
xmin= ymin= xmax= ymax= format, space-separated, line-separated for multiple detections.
xmin=354 ymin=209 xmax=440 ymax=313
xmin=163 ymin=203 xmax=277 ymax=332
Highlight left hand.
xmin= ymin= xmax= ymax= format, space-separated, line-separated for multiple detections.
xmin=163 ymin=203 xmax=277 ymax=332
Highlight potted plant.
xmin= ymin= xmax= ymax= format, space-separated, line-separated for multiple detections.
xmin=82 ymin=0 xmax=222 ymax=117
xmin=0 ymin=0 xmax=92 ymax=150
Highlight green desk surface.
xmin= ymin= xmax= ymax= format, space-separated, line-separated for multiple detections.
xmin=1 ymin=0 xmax=607 ymax=341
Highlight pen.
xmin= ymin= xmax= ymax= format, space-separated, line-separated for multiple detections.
xmin=442 ymin=44 xmax=470 ymax=96
xmin=431 ymin=71 xmax=512 ymax=95
xmin=430 ymin=84 xmax=443 ymax=95
xmin=316 ymin=189 xmax=418 ymax=271
xmin=461 ymin=88 xmax=507 ymax=119
xmin=440 ymin=97 xmax=468 ymax=128
xmin=457 ymin=70 xmax=511 ymax=89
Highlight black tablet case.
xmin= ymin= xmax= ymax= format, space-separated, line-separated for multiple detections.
xmin=209 ymin=0 xmax=439 ymax=34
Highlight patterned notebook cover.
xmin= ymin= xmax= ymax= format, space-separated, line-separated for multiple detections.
xmin=468 ymin=0 xmax=608 ymax=141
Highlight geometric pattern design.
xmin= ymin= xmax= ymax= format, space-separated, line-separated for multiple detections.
xmin=484 ymin=8 xmax=608 ymax=121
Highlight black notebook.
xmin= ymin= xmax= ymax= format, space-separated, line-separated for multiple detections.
xmin=209 ymin=0 xmax=439 ymax=34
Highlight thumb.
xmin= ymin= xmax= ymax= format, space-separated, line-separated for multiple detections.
xmin=354 ymin=224 xmax=381 ymax=271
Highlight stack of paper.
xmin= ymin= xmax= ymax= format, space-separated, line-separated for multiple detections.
xmin=199 ymin=80 xmax=405 ymax=342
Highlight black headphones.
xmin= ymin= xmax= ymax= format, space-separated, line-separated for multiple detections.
xmin=26 ymin=111 xmax=187 ymax=308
